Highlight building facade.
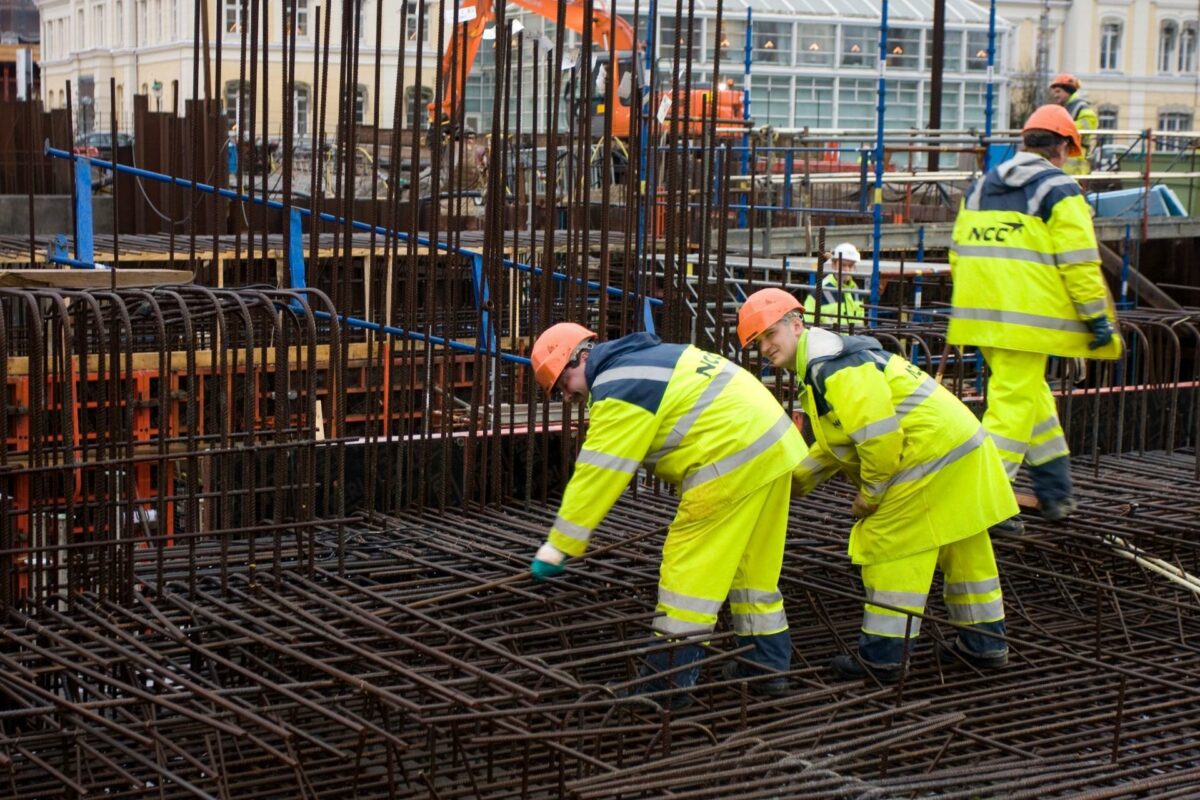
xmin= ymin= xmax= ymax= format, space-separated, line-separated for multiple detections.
xmin=996 ymin=0 xmax=1200 ymax=140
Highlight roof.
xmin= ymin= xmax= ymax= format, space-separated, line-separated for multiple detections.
xmin=612 ymin=0 xmax=997 ymax=25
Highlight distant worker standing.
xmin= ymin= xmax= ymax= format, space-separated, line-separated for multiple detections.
xmin=738 ymin=289 xmax=1018 ymax=681
xmin=948 ymin=104 xmax=1122 ymax=524
xmin=527 ymin=324 xmax=808 ymax=702
xmin=1048 ymin=73 xmax=1098 ymax=175
xmin=804 ymin=242 xmax=866 ymax=326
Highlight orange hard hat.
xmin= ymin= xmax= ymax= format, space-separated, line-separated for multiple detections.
xmin=737 ymin=288 xmax=802 ymax=347
xmin=531 ymin=322 xmax=597 ymax=392
xmin=1049 ymin=73 xmax=1080 ymax=92
xmin=1023 ymin=104 xmax=1082 ymax=158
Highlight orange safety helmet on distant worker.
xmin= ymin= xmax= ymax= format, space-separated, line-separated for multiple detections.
xmin=737 ymin=288 xmax=802 ymax=348
xmin=1048 ymin=73 xmax=1081 ymax=92
xmin=1023 ymin=104 xmax=1083 ymax=158
xmin=531 ymin=322 xmax=597 ymax=392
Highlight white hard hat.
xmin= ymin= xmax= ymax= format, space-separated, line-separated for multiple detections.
xmin=831 ymin=242 xmax=861 ymax=263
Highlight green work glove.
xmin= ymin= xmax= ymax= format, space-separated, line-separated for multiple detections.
xmin=1087 ymin=316 xmax=1114 ymax=350
xmin=530 ymin=542 xmax=567 ymax=581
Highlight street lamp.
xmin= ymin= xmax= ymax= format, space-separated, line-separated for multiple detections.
xmin=152 ymin=80 xmax=163 ymax=112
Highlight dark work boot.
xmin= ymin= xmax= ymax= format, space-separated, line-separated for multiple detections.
xmin=829 ymin=654 xmax=901 ymax=684
xmin=989 ymin=516 xmax=1025 ymax=535
xmin=1029 ymin=457 xmax=1076 ymax=522
xmin=936 ymin=637 xmax=1009 ymax=670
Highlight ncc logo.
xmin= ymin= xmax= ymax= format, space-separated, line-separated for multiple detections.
xmin=968 ymin=221 xmax=1024 ymax=242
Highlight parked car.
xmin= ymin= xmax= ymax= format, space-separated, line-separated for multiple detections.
xmin=73 ymin=131 xmax=134 ymax=161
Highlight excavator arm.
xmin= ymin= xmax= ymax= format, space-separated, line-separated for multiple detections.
xmin=428 ymin=0 xmax=637 ymax=135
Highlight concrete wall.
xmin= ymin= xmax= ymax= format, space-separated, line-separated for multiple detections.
xmin=0 ymin=195 xmax=113 ymax=235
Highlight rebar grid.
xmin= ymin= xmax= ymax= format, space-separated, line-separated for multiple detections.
xmin=0 ymin=453 xmax=1197 ymax=798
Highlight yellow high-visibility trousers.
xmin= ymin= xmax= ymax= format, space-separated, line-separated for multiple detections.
xmin=858 ymin=530 xmax=1006 ymax=665
xmin=980 ymin=347 xmax=1070 ymax=480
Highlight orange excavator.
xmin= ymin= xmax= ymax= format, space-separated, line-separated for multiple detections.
xmin=427 ymin=0 xmax=745 ymax=140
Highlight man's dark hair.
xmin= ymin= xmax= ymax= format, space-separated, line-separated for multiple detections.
xmin=1023 ymin=129 xmax=1068 ymax=159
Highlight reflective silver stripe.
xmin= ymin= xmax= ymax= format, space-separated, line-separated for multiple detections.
xmin=1075 ymin=298 xmax=1107 ymax=317
xmin=646 ymin=361 xmax=737 ymax=466
xmin=1058 ymin=248 xmax=1101 ymax=264
xmin=731 ymin=609 xmax=788 ymax=635
xmin=1027 ymin=173 xmax=1078 ymax=216
xmin=946 ymin=597 xmax=1005 ymax=623
xmin=682 ymin=413 xmax=794 ymax=493
xmin=592 ymin=366 xmax=674 ymax=389
xmin=576 ymin=448 xmax=640 ymax=475
xmin=1002 ymin=458 xmax=1021 ymax=479
xmin=1031 ymin=416 xmax=1061 ymax=438
xmin=658 ymin=587 xmax=723 ymax=616
xmin=989 ymin=432 xmax=1028 ymax=455
xmin=865 ymin=587 xmax=928 ymax=609
xmin=952 ymin=244 xmax=1056 ymax=266
xmin=552 ymin=516 xmax=593 ymax=543
xmin=895 ymin=378 xmax=937 ymax=419
xmin=944 ymin=577 xmax=1001 ymax=597
xmin=954 ymin=307 xmax=1089 ymax=333
xmin=1026 ymin=435 xmax=1069 ymax=465
xmin=862 ymin=611 xmax=922 ymax=637
xmin=830 ymin=444 xmax=856 ymax=460
xmin=728 ymin=588 xmax=783 ymax=606
xmin=847 ymin=416 xmax=900 ymax=444
xmin=653 ymin=615 xmax=715 ymax=636
xmin=886 ymin=427 xmax=987 ymax=488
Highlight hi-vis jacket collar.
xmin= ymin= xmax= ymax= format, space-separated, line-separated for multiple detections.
xmin=994 ymin=152 xmax=1056 ymax=188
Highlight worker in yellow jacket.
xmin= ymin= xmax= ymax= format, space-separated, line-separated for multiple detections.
xmin=528 ymin=323 xmax=808 ymax=703
xmin=803 ymin=242 xmax=866 ymax=327
xmin=949 ymin=104 xmax=1121 ymax=525
xmin=738 ymin=288 xmax=1018 ymax=681
xmin=1048 ymin=74 xmax=1098 ymax=175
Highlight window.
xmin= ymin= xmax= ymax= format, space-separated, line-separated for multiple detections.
xmin=797 ymin=24 xmax=834 ymax=67
xmin=962 ymin=82 xmax=988 ymax=129
xmin=795 ymin=77 xmax=834 ymax=127
xmin=138 ymin=1 xmax=147 ymax=46
xmin=355 ymin=86 xmax=367 ymax=124
xmin=224 ymin=80 xmax=249 ymax=130
xmin=294 ymin=84 xmax=310 ymax=138
xmin=1100 ymin=20 xmax=1122 ymax=70
xmin=1097 ymin=106 xmax=1118 ymax=146
xmin=658 ymin=16 xmax=702 ymax=62
xmin=357 ymin=0 xmax=368 ymax=41
xmin=838 ymin=78 xmax=876 ymax=129
xmin=966 ymin=31 xmax=996 ymax=71
xmin=709 ymin=17 xmax=746 ymax=63
xmin=924 ymin=80 xmax=962 ymax=128
xmin=1180 ymin=22 xmax=1197 ymax=72
xmin=926 ymin=30 xmax=963 ymax=71
xmin=115 ymin=2 xmax=122 ymax=44
xmin=841 ymin=26 xmax=878 ymax=68
xmin=1159 ymin=21 xmax=1178 ymax=72
xmin=751 ymin=75 xmax=791 ymax=126
xmin=753 ymin=21 xmax=792 ymax=66
xmin=224 ymin=0 xmax=246 ymax=35
xmin=1157 ymin=110 xmax=1193 ymax=150
xmin=404 ymin=1 xmax=428 ymax=43
xmin=885 ymin=79 xmax=919 ymax=129
xmin=886 ymin=28 xmax=920 ymax=70
xmin=406 ymin=85 xmax=433 ymax=130
xmin=95 ymin=4 xmax=105 ymax=47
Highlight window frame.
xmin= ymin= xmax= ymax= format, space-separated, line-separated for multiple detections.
xmin=1099 ymin=18 xmax=1123 ymax=71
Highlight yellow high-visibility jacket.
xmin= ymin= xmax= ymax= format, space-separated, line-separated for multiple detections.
xmin=1064 ymin=93 xmax=1099 ymax=175
xmin=803 ymin=273 xmax=865 ymax=324
xmin=948 ymin=152 xmax=1121 ymax=359
xmin=548 ymin=333 xmax=807 ymax=558
xmin=791 ymin=328 xmax=1017 ymax=566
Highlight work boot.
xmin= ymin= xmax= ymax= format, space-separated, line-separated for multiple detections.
xmin=720 ymin=660 xmax=790 ymax=697
xmin=936 ymin=637 xmax=1009 ymax=670
xmin=989 ymin=516 xmax=1025 ymax=535
xmin=828 ymin=654 xmax=901 ymax=684
xmin=1041 ymin=496 xmax=1077 ymax=522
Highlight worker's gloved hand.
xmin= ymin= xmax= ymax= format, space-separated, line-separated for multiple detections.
xmin=851 ymin=493 xmax=879 ymax=520
xmin=530 ymin=542 xmax=567 ymax=581
xmin=1086 ymin=316 xmax=1114 ymax=350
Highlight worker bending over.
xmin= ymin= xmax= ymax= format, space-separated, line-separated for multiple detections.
xmin=738 ymin=288 xmax=1017 ymax=681
xmin=949 ymin=104 xmax=1121 ymax=525
xmin=804 ymin=242 xmax=866 ymax=327
xmin=528 ymin=323 xmax=807 ymax=702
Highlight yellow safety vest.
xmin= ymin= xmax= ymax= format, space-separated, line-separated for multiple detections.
xmin=548 ymin=334 xmax=807 ymax=558
xmin=1064 ymin=93 xmax=1099 ymax=176
xmin=803 ymin=273 xmax=865 ymax=324
xmin=791 ymin=328 xmax=1017 ymax=565
xmin=948 ymin=152 xmax=1121 ymax=359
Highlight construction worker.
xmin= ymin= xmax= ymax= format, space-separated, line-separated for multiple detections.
xmin=949 ymin=104 xmax=1121 ymax=526
xmin=803 ymin=242 xmax=866 ymax=326
xmin=528 ymin=323 xmax=807 ymax=702
xmin=738 ymin=288 xmax=1018 ymax=682
xmin=1048 ymin=73 xmax=1098 ymax=175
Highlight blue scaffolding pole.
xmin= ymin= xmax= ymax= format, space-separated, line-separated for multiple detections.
xmin=870 ymin=0 xmax=890 ymax=322
xmin=983 ymin=0 xmax=998 ymax=169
